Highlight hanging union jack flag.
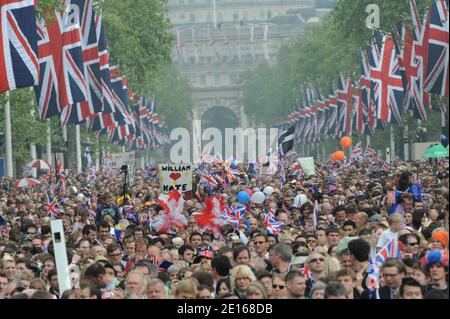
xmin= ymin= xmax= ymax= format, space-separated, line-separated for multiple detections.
xmin=60 ymin=0 xmax=103 ymax=125
xmin=425 ymin=0 xmax=449 ymax=97
xmin=337 ymin=74 xmax=353 ymax=137
xmin=35 ymin=7 xmax=88 ymax=120
xmin=400 ymin=0 xmax=431 ymax=121
xmin=88 ymin=13 xmax=115 ymax=132
xmin=370 ymin=34 xmax=404 ymax=125
xmin=0 ymin=0 xmax=39 ymax=94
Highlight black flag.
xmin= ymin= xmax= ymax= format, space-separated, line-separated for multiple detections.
xmin=278 ymin=126 xmax=295 ymax=157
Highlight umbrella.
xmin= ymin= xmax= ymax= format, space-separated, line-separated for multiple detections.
xmin=422 ymin=144 xmax=449 ymax=158
xmin=26 ymin=159 xmax=52 ymax=170
xmin=14 ymin=178 xmax=41 ymax=188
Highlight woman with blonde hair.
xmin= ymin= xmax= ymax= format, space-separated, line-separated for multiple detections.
xmin=173 ymin=279 xmax=197 ymax=299
xmin=230 ymin=265 xmax=256 ymax=299
xmin=246 ymin=281 xmax=268 ymax=299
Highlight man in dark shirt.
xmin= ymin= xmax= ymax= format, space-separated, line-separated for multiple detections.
xmin=95 ymin=192 xmax=121 ymax=225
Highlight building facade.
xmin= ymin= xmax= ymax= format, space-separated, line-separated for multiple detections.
xmin=167 ymin=0 xmax=336 ymax=126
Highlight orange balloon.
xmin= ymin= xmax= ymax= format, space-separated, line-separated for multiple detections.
xmin=340 ymin=136 xmax=353 ymax=149
xmin=335 ymin=151 xmax=346 ymax=161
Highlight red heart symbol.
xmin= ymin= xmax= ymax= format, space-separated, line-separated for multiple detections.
xmin=169 ymin=173 xmax=181 ymax=181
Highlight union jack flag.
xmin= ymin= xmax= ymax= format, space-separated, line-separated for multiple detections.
xmin=337 ymin=74 xmax=353 ymax=137
xmin=351 ymin=142 xmax=364 ymax=162
xmin=370 ymin=34 xmax=404 ymax=125
xmin=46 ymin=194 xmax=60 ymax=219
xmin=60 ymin=0 xmax=103 ymax=125
xmin=0 ymin=0 xmax=39 ymax=94
xmin=325 ymin=84 xmax=338 ymax=137
xmin=360 ymin=50 xmax=377 ymax=135
xmin=425 ymin=0 xmax=449 ymax=97
xmin=399 ymin=0 xmax=431 ymax=121
xmin=264 ymin=211 xmax=284 ymax=237
xmin=35 ymin=7 xmax=88 ymax=120
xmin=221 ymin=205 xmax=246 ymax=228
xmin=364 ymin=144 xmax=376 ymax=158
xmin=376 ymin=238 xmax=402 ymax=267
xmin=87 ymin=13 xmax=115 ymax=132
xmin=366 ymin=249 xmax=381 ymax=299
xmin=199 ymin=172 xmax=219 ymax=190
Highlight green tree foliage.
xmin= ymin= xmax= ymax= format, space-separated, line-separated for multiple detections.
xmin=153 ymin=66 xmax=194 ymax=130
xmin=102 ymin=0 xmax=174 ymax=94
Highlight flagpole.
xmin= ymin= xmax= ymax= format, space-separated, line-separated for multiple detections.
xmin=46 ymin=122 xmax=52 ymax=167
xmin=390 ymin=125 xmax=395 ymax=162
xmin=212 ymin=0 xmax=217 ymax=28
xmin=76 ymin=125 xmax=82 ymax=174
xmin=29 ymin=91 xmax=37 ymax=177
xmin=366 ymin=134 xmax=371 ymax=148
xmin=95 ymin=137 xmax=100 ymax=168
xmin=403 ymin=123 xmax=409 ymax=161
xmin=4 ymin=92 xmax=13 ymax=178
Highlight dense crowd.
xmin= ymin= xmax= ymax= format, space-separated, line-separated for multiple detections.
xmin=0 ymin=157 xmax=448 ymax=300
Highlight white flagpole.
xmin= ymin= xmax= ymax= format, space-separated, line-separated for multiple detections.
xmin=4 ymin=92 xmax=13 ymax=177
xmin=249 ymin=25 xmax=255 ymax=60
xmin=76 ymin=125 xmax=82 ymax=173
xmin=46 ymin=122 xmax=52 ymax=167
xmin=390 ymin=125 xmax=395 ymax=162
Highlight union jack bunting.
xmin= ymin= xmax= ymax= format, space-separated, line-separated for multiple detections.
xmin=0 ymin=0 xmax=39 ymax=94
xmin=425 ymin=0 xmax=449 ymax=97
xmin=370 ymin=34 xmax=404 ymax=125
xmin=35 ymin=8 xmax=88 ymax=120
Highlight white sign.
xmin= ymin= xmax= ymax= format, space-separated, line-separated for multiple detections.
xmin=297 ymin=157 xmax=316 ymax=177
xmin=158 ymin=163 xmax=193 ymax=192
xmin=111 ymin=152 xmax=136 ymax=170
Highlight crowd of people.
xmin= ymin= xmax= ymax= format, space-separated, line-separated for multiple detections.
xmin=0 ymin=156 xmax=448 ymax=300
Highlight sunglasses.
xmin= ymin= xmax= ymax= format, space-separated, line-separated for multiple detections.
xmin=407 ymin=242 xmax=419 ymax=246
xmin=309 ymin=258 xmax=325 ymax=263
xmin=272 ymin=284 xmax=285 ymax=289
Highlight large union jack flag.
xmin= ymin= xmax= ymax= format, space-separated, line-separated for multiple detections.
xmin=370 ymin=34 xmax=404 ymax=125
xmin=425 ymin=0 xmax=449 ymax=97
xmin=35 ymin=7 xmax=88 ymax=120
xmin=0 ymin=0 xmax=39 ymax=94
xmin=337 ymin=74 xmax=353 ymax=136
xmin=60 ymin=0 xmax=103 ymax=125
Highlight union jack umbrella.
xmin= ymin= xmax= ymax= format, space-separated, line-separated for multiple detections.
xmin=26 ymin=159 xmax=51 ymax=170
xmin=14 ymin=178 xmax=41 ymax=188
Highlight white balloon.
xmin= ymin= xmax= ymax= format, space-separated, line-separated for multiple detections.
xmin=251 ymin=191 xmax=266 ymax=204
xmin=294 ymin=194 xmax=308 ymax=207
xmin=263 ymin=186 xmax=274 ymax=195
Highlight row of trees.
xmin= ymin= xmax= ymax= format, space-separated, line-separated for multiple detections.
xmin=241 ymin=0 xmax=448 ymax=157
xmin=1 ymin=1 xmax=194 ymax=176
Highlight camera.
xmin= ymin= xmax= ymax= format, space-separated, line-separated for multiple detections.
xmin=120 ymin=165 xmax=128 ymax=174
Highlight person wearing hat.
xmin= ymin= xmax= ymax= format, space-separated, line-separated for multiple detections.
xmin=422 ymin=250 xmax=449 ymax=296
xmin=431 ymin=229 xmax=449 ymax=250
xmin=367 ymin=214 xmax=383 ymax=230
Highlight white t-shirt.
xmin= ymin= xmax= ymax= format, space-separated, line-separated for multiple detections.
xmin=376 ymin=228 xmax=397 ymax=249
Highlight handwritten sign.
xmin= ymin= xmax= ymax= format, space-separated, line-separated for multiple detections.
xmin=158 ymin=164 xmax=193 ymax=192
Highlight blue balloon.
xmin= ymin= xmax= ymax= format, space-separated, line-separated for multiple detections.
xmin=237 ymin=191 xmax=250 ymax=204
